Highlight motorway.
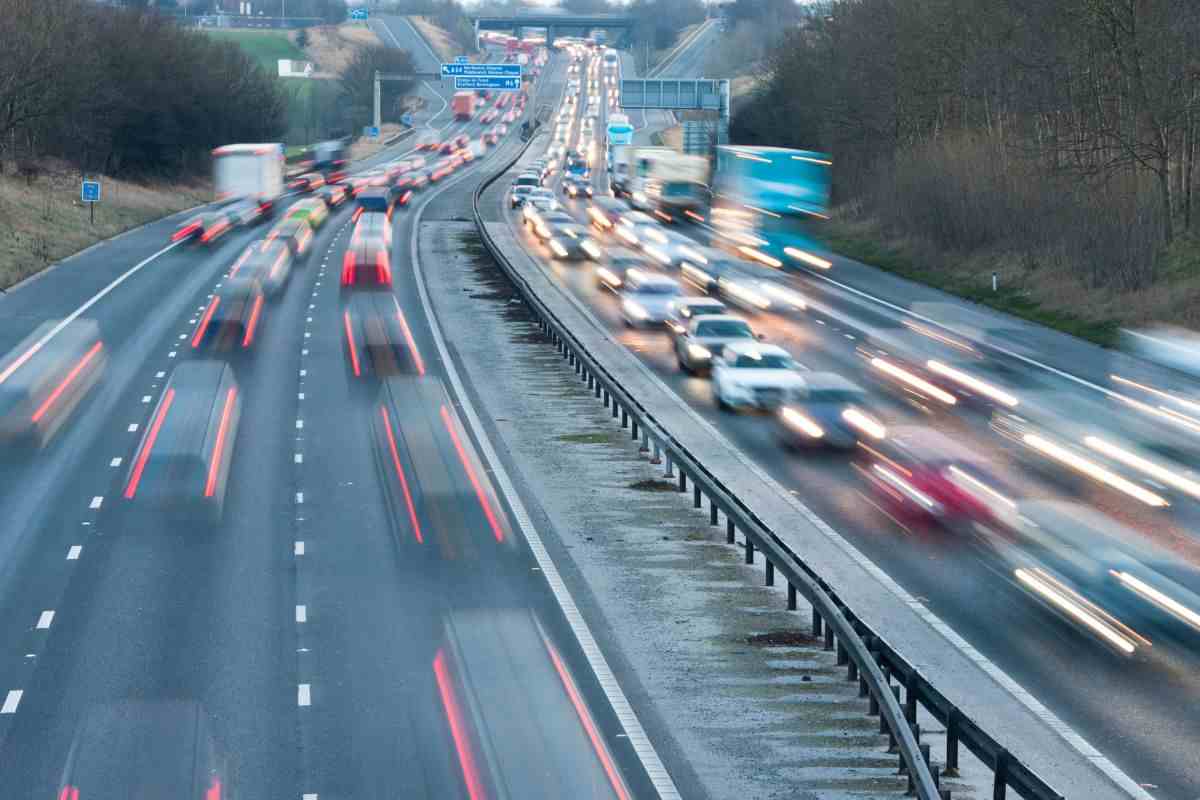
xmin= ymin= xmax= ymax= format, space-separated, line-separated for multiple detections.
xmin=489 ymin=44 xmax=1200 ymax=799
xmin=0 ymin=43 xmax=671 ymax=800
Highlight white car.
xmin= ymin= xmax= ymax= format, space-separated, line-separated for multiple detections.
xmin=620 ymin=273 xmax=683 ymax=327
xmin=712 ymin=341 xmax=808 ymax=412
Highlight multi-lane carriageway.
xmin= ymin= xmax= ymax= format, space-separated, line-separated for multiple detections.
xmin=496 ymin=42 xmax=1200 ymax=800
xmin=0 ymin=29 xmax=1195 ymax=800
xmin=0 ymin=50 xmax=677 ymax=800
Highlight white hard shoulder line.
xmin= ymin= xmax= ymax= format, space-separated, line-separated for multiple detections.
xmin=490 ymin=185 xmax=1151 ymax=799
xmin=410 ymin=175 xmax=683 ymax=799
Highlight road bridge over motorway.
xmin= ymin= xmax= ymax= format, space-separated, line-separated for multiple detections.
xmin=471 ymin=12 xmax=634 ymax=44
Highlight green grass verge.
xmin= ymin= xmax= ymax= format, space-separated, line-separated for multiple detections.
xmin=819 ymin=228 xmax=1121 ymax=348
xmin=204 ymin=29 xmax=305 ymax=71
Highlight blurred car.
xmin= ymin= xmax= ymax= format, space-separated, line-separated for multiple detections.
xmin=479 ymin=109 xmax=499 ymax=125
xmin=288 ymin=171 xmax=325 ymax=193
xmin=977 ymin=500 xmax=1200 ymax=656
xmin=640 ymin=227 xmax=701 ymax=268
xmin=438 ymin=140 xmax=457 ymax=155
xmin=679 ymin=246 xmax=752 ymax=293
xmin=265 ymin=217 xmax=314 ymax=258
xmin=286 ymin=197 xmax=328 ymax=230
xmin=0 ymin=318 xmax=105 ymax=448
xmin=545 ymin=222 xmax=601 ymax=261
xmin=711 ymin=341 xmax=807 ymax=412
xmin=56 ymin=701 xmax=228 ymax=800
xmin=595 ymin=248 xmax=647 ymax=291
xmin=528 ymin=210 xmax=575 ymax=240
xmin=191 ymin=276 xmax=265 ymax=352
xmin=482 ymin=129 xmax=500 ymax=147
xmin=775 ymin=373 xmax=885 ymax=450
xmin=666 ymin=296 xmax=727 ymax=333
xmin=172 ymin=209 xmax=233 ymax=245
xmin=318 ymin=183 xmax=349 ymax=208
xmin=521 ymin=196 xmax=562 ymax=226
xmin=356 ymin=185 xmax=397 ymax=220
xmin=417 ymin=136 xmax=442 ymax=151
xmin=430 ymin=162 xmax=454 ymax=182
xmin=509 ymin=184 xmax=536 ymax=208
xmin=341 ymin=216 xmax=393 ymax=288
xmin=562 ymin=174 xmax=594 ymax=199
xmin=613 ymin=210 xmax=659 ymax=248
xmin=343 ymin=292 xmax=423 ymax=379
xmin=123 ymin=361 xmax=241 ymax=521
xmin=586 ymin=196 xmax=627 ymax=232
xmin=620 ymin=272 xmax=683 ymax=327
xmin=857 ymin=425 xmax=1004 ymax=528
xmin=674 ymin=314 xmax=760 ymax=374
xmin=229 ymin=238 xmax=293 ymax=297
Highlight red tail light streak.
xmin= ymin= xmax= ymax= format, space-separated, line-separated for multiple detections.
xmin=30 ymin=341 xmax=102 ymax=423
xmin=191 ymin=298 xmax=220 ymax=348
xmin=433 ymin=649 xmax=487 ymax=800
xmin=241 ymin=295 xmax=264 ymax=348
xmin=380 ymin=405 xmax=423 ymax=543
xmin=204 ymin=387 xmax=236 ymax=497
xmin=344 ymin=311 xmax=362 ymax=377
xmin=440 ymin=406 xmax=505 ymax=543
xmin=124 ymin=388 xmax=175 ymax=498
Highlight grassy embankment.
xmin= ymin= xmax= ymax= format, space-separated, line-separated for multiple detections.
xmin=0 ymin=167 xmax=208 ymax=289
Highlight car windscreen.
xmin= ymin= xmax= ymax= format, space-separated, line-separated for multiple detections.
xmin=695 ymin=321 xmax=752 ymax=338
xmin=733 ymin=354 xmax=793 ymax=369
xmin=633 ymin=284 xmax=679 ymax=296
xmin=808 ymin=389 xmax=863 ymax=404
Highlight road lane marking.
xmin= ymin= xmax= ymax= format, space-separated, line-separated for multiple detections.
xmin=294 ymin=541 xmax=305 ymax=556
xmin=296 ymin=605 xmax=307 ymax=623
xmin=296 ymin=492 xmax=304 ymax=504
xmin=89 ymin=496 xmax=103 ymax=509
xmin=110 ymin=457 xmax=122 ymax=467
xmin=298 ymin=684 xmax=311 ymax=706
xmin=1 ymin=690 xmax=22 ymax=714
xmin=141 ymin=395 xmax=151 ymax=403
xmin=127 ymin=423 xmax=138 ymax=432
xmin=35 ymin=611 xmax=54 ymax=630
xmin=295 ymin=453 xmax=303 ymax=464
xmin=296 ymin=419 xmax=304 ymax=430
xmin=66 ymin=546 xmax=81 ymax=560
xmin=298 ymin=392 xmax=305 ymax=400
xmin=168 ymin=351 xmax=176 ymax=358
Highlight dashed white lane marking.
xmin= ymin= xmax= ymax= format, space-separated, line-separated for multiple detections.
xmin=127 ymin=424 xmax=138 ymax=432
xmin=35 ymin=611 xmax=54 ymax=630
xmin=297 ymin=684 xmax=311 ymax=707
xmin=89 ymin=496 xmax=103 ymax=510
xmin=66 ymin=546 xmax=81 ymax=560
xmin=168 ymin=351 xmax=177 ymax=358
xmin=1 ymin=690 xmax=23 ymax=714
xmin=306 ymin=317 xmax=313 ymax=323
xmin=294 ymin=541 xmax=305 ymax=556
xmin=155 ymin=371 xmax=165 ymax=378
xmin=295 ymin=605 xmax=307 ymax=623
xmin=295 ymin=419 xmax=304 ymax=430
xmin=294 ymin=453 xmax=303 ymax=464
xmin=298 ymin=392 xmax=305 ymax=401
xmin=300 ymin=369 xmax=307 ymax=377
xmin=178 ymin=334 xmax=187 ymax=340
xmin=302 ymin=349 xmax=309 ymax=356
xmin=303 ymin=794 xmax=318 ymax=800
xmin=295 ymin=492 xmax=304 ymax=504
xmin=304 ymin=332 xmax=311 ymax=339
xmin=141 ymin=395 xmax=152 ymax=403
xmin=844 ymin=333 xmax=855 ymax=340
xmin=110 ymin=457 xmax=122 ymax=467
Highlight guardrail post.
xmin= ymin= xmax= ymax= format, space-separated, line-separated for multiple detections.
xmin=709 ymin=497 xmax=718 ymax=525
xmin=594 ymin=379 xmax=601 ymax=398
xmin=888 ymin=686 xmax=902 ymax=751
xmin=603 ymin=388 xmax=610 ymax=407
xmin=587 ymin=372 xmax=594 ymax=390
xmin=678 ymin=471 xmax=687 ymax=492
xmin=846 ymin=657 xmax=857 ymax=683
xmin=787 ymin=582 xmax=797 ymax=610
xmin=631 ymin=418 xmax=639 ymax=439
xmin=859 ymin=674 xmax=868 ymax=698
xmin=765 ymin=559 xmax=774 ymax=586
xmin=693 ymin=485 xmax=701 ymax=509
xmin=726 ymin=518 xmax=735 ymax=543
xmin=744 ymin=538 xmax=754 ymax=564
xmin=621 ymin=408 xmax=628 ymax=427
xmin=650 ymin=440 xmax=662 ymax=464
xmin=944 ymin=709 xmax=960 ymax=777
xmin=823 ymin=624 xmax=834 ymax=651
xmin=811 ymin=607 xmax=822 ymax=636
xmin=663 ymin=453 xmax=674 ymax=478
xmin=993 ymin=750 xmax=1008 ymax=800
xmin=640 ymin=430 xmax=650 ymax=453
xmin=904 ymin=678 xmax=918 ymax=724
xmin=836 ymin=639 xmax=848 ymax=666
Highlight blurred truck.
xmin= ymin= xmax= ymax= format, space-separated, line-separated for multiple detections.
xmin=212 ymin=143 xmax=285 ymax=217
xmin=311 ymin=139 xmax=348 ymax=183
xmin=452 ymin=91 xmax=477 ymax=121
xmin=710 ymin=144 xmax=831 ymax=219
xmin=612 ymin=146 xmax=709 ymax=218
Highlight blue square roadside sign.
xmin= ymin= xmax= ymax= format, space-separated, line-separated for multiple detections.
xmin=362 ymin=126 xmax=380 ymax=139
xmin=350 ymin=7 xmax=368 ymax=20
xmin=81 ymin=180 xmax=101 ymax=203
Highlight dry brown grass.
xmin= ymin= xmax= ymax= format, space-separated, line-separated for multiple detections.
xmin=0 ymin=164 xmax=208 ymax=289
xmin=293 ymin=22 xmax=380 ymax=75
xmin=410 ymin=16 xmax=458 ymax=63
xmin=348 ymin=124 xmax=409 ymax=161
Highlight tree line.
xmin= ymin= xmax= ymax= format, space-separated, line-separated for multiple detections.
xmin=733 ymin=0 xmax=1200 ymax=293
xmin=1 ymin=0 xmax=287 ymax=179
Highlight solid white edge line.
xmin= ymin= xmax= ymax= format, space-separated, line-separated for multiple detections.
xmin=409 ymin=167 xmax=684 ymax=799
xmin=494 ymin=145 xmax=1152 ymax=798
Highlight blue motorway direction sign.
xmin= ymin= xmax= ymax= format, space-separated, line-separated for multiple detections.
xmin=440 ymin=63 xmax=522 ymax=78
xmin=362 ymin=125 xmax=380 ymax=138
xmin=453 ymin=76 xmax=521 ymax=91
xmin=349 ymin=7 xmax=368 ymax=20
xmin=81 ymin=180 xmax=101 ymax=203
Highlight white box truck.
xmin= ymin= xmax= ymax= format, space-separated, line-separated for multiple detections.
xmin=212 ymin=143 xmax=285 ymax=217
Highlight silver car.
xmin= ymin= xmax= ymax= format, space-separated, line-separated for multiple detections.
xmin=620 ymin=273 xmax=683 ymax=327
xmin=674 ymin=315 xmax=761 ymax=374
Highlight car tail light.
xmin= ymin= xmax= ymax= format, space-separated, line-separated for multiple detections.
xmin=342 ymin=251 xmax=355 ymax=285
xmin=376 ymin=251 xmax=391 ymax=285
xmin=399 ymin=190 xmax=412 ymax=206
xmin=172 ymin=220 xmax=201 ymax=242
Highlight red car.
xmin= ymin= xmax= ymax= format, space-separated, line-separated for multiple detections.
xmin=341 ymin=219 xmax=392 ymax=289
xmin=858 ymin=425 xmax=1003 ymax=529
xmin=438 ymin=140 xmax=456 ymax=155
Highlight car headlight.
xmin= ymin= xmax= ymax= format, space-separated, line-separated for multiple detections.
xmin=624 ymin=300 xmax=648 ymax=320
xmin=580 ymin=240 xmax=601 ymax=259
xmin=780 ymin=407 xmax=825 ymax=438
xmin=687 ymin=343 xmax=712 ymax=360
